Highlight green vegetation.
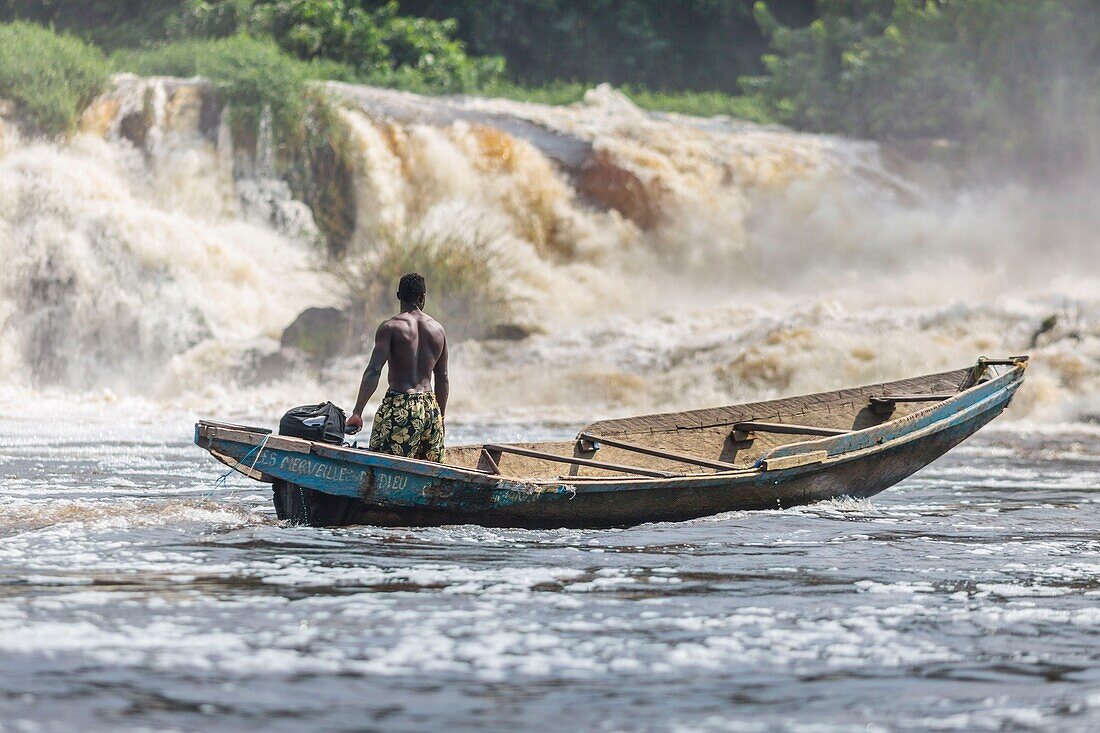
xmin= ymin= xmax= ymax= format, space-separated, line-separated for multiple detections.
xmin=481 ymin=81 xmax=772 ymax=123
xmin=389 ymin=1 xmax=816 ymax=94
xmin=111 ymin=34 xmax=332 ymax=137
xmin=170 ymin=0 xmax=504 ymax=93
xmin=0 ymin=1 xmax=182 ymax=49
xmin=0 ymin=21 xmax=109 ymax=135
xmin=3 ymin=0 xmax=1098 ymax=173
xmin=0 ymin=1 xmax=783 ymax=121
xmin=336 ymin=227 xmax=515 ymax=341
xmin=750 ymin=0 xmax=1100 ymax=173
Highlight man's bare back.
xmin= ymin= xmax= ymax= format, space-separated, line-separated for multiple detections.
xmin=345 ymin=274 xmax=448 ymax=457
xmin=380 ymin=310 xmax=447 ymax=393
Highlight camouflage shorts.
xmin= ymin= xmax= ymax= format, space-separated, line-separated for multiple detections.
xmin=369 ymin=391 xmax=445 ymax=462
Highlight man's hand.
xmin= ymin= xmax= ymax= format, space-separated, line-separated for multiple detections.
xmin=346 ymin=413 xmax=364 ymax=435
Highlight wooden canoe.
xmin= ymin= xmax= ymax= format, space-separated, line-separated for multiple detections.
xmin=194 ymin=356 xmax=1027 ymax=528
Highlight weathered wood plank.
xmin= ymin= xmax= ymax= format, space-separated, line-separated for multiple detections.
xmin=484 ymin=444 xmax=675 ymax=478
xmin=762 ymin=450 xmax=828 ymax=471
xmin=871 ymin=393 xmax=955 ymax=403
xmin=210 ymin=449 xmax=268 ymax=481
xmin=581 ymin=368 xmax=971 ymax=438
xmin=480 ymin=448 xmax=502 ymax=475
xmin=578 ymin=432 xmax=738 ymax=471
xmin=204 ymin=426 xmax=312 ymax=453
xmin=732 ymin=422 xmax=851 ymax=437
xmin=199 ymin=420 xmax=272 ymax=435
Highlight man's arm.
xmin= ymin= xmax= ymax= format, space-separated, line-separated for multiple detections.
xmin=433 ymin=336 xmax=449 ymax=420
xmin=346 ymin=323 xmax=391 ymax=434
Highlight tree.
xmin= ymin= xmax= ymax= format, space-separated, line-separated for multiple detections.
xmin=750 ymin=0 xmax=1100 ymax=175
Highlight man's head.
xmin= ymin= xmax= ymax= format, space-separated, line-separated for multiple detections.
xmin=397 ymin=272 xmax=426 ymax=308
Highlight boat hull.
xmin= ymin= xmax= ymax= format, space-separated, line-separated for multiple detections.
xmin=196 ymin=362 xmax=1023 ymax=528
xmin=270 ymin=377 xmax=1012 ymax=528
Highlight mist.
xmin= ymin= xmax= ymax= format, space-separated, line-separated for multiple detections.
xmin=0 ymin=76 xmax=1096 ymax=425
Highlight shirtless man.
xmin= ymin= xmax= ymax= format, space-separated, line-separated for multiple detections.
xmin=345 ymin=273 xmax=448 ymax=462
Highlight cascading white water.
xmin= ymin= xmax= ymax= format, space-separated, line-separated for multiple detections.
xmin=0 ymin=76 xmax=332 ymax=395
xmin=0 ymin=76 xmax=1096 ymax=421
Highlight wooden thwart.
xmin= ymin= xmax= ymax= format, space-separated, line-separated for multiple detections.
xmin=483 ymin=443 xmax=675 ymax=478
xmin=868 ymin=392 xmax=955 ymax=415
xmin=577 ymin=432 xmax=738 ymax=472
xmin=732 ymin=421 xmax=851 ymax=442
xmin=763 ymin=450 xmax=828 ymax=471
xmin=479 ymin=448 xmax=502 ymax=475
xmin=870 ymin=393 xmax=955 ymax=404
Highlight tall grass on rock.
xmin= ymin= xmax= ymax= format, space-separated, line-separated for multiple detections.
xmin=0 ymin=22 xmax=109 ymax=136
xmin=336 ymin=225 xmax=516 ymax=343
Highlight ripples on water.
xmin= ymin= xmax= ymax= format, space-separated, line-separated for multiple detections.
xmin=2 ymin=405 xmax=1099 ymax=733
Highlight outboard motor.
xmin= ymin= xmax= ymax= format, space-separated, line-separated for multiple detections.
xmin=272 ymin=402 xmax=357 ymax=526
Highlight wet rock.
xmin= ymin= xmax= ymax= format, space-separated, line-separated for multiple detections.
xmin=256 ymin=349 xmax=299 ymax=382
xmin=1029 ymin=314 xmax=1059 ymax=348
xmin=484 ymin=323 xmax=540 ymax=341
xmin=233 ymin=347 xmax=304 ymax=383
xmin=117 ymin=83 xmax=158 ymax=151
xmin=281 ymin=117 xmax=357 ymax=257
xmin=1028 ymin=312 xmax=1084 ymax=349
xmin=164 ymin=85 xmax=206 ymax=137
xmin=578 ymin=150 xmax=660 ymax=229
xmin=118 ymin=110 xmax=150 ymax=150
xmin=78 ymin=97 xmax=119 ymax=138
xmin=280 ymin=307 xmax=349 ymax=363
xmin=238 ymin=177 xmax=322 ymax=244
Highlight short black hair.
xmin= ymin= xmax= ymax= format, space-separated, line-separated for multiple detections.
xmin=397 ymin=272 xmax=426 ymax=303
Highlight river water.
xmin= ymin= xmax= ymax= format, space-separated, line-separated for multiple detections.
xmin=2 ymin=74 xmax=1099 ymax=732
xmin=3 ymin=395 xmax=1099 ymax=733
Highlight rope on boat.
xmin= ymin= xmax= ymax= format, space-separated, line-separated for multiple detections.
xmin=209 ymin=434 xmax=271 ymax=495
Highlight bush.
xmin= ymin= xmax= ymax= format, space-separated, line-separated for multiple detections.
xmin=389 ymin=0 xmax=800 ymax=95
xmin=171 ymin=0 xmax=504 ymax=93
xmin=0 ymin=1 xmax=181 ymax=50
xmin=111 ymin=34 xmax=341 ymax=139
xmin=748 ymin=0 xmax=1100 ymax=174
xmin=335 ymin=225 xmax=515 ymax=342
xmin=0 ymin=21 xmax=109 ymax=135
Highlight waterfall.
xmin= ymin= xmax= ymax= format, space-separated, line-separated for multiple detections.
xmin=0 ymin=76 xmax=1096 ymax=421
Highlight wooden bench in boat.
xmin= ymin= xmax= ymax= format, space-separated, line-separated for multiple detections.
xmin=731 ymin=421 xmax=852 ymax=442
xmin=577 ymin=432 xmax=739 ymax=471
xmin=868 ymin=392 xmax=956 ymax=415
xmin=480 ymin=444 xmax=676 ymax=478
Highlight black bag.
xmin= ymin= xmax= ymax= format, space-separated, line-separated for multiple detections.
xmin=278 ymin=402 xmax=347 ymax=444
xmin=274 ymin=402 xmax=353 ymax=525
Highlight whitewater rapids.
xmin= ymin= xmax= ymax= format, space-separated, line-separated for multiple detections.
xmin=0 ymin=75 xmax=1097 ymax=421
xmin=2 ymin=77 xmax=1100 ymax=733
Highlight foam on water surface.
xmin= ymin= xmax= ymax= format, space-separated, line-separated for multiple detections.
xmin=2 ymin=78 xmax=1100 ymax=732
xmin=2 ymin=400 xmax=1100 ymax=730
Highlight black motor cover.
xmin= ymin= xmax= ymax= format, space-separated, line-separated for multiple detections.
xmin=273 ymin=402 xmax=353 ymax=524
xmin=278 ymin=402 xmax=346 ymax=444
